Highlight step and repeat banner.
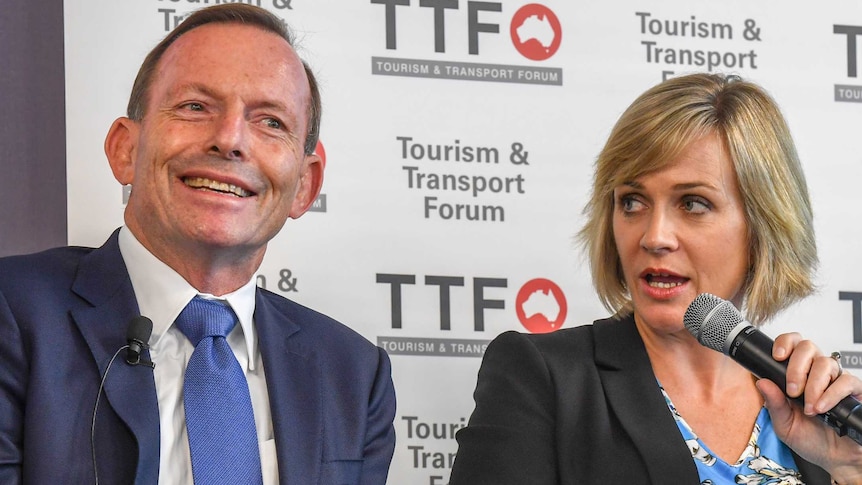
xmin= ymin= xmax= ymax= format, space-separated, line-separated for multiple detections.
xmin=65 ymin=1 xmax=862 ymax=483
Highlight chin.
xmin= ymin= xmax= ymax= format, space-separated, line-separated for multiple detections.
xmin=635 ymin=305 xmax=686 ymax=329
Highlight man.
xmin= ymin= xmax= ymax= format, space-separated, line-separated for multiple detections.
xmin=0 ymin=4 xmax=396 ymax=484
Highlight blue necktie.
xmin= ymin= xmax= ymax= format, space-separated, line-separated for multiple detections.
xmin=175 ymin=296 xmax=263 ymax=484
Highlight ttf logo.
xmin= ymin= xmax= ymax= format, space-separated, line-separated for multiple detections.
xmin=839 ymin=291 xmax=862 ymax=343
xmin=376 ymin=273 xmax=567 ymax=333
xmin=835 ymin=25 xmax=862 ymax=78
xmin=511 ymin=4 xmax=562 ymax=61
xmin=832 ymin=25 xmax=862 ymax=103
xmin=515 ymin=278 xmax=566 ymax=333
xmin=306 ymin=140 xmax=328 ymax=213
xmin=371 ymin=1 xmax=562 ymax=61
xmin=314 ymin=140 xmax=327 ymax=170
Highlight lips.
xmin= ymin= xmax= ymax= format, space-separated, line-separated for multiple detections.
xmin=183 ymin=176 xmax=254 ymax=198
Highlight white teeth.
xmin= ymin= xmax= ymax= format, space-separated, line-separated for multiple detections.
xmin=184 ymin=177 xmax=252 ymax=197
xmin=649 ymin=281 xmax=682 ymax=289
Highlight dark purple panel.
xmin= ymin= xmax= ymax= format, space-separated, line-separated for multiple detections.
xmin=0 ymin=0 xmax=67 ymax=256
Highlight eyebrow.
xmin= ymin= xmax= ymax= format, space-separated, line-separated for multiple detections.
xmin=168 ymin=82 xmax=217 ymax=100
xmin=169 ymin=83 xmax=293 ymax=114
xmin=621 ymin=180 xmax=717 ymax=190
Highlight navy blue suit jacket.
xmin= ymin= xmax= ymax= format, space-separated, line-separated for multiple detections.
xmin=0 ymin=231 xmax=396 ymax=484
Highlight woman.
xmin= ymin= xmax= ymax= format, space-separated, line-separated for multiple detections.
xmin=449 ymin=73 xmax=862 ymax=484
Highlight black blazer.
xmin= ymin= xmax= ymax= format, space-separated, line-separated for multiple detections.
xmin=449 ymin=315 xmax=831 ymax=484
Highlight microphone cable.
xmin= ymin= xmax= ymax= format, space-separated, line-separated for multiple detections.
xmin=91 ymin=315 xmax=154 ymax=484
xmin=91 ymin=345 xmax=128 ymax=485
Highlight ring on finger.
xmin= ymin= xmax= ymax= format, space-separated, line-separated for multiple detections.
xmin=831 ymin=351 xmax=844 ymax=378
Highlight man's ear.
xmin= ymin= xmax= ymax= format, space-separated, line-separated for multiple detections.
xmin=104 ymin=117 xmax=139 ymax=185
xmin=289 ymin=153 xmax=324 ymax=219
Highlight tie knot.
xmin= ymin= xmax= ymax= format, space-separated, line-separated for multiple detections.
xmin=175 ymin=296 xmax=238 ymax=346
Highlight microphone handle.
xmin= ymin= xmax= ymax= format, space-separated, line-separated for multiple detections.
xmin=732 ymin=326 xmax=862 ymax=445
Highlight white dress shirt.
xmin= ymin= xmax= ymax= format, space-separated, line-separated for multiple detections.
xmin=118 ymin=227 xmax=279 ymax=484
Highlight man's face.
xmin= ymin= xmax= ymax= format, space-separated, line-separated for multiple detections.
xmin=107 ymin=23 xmax=321 ymax=265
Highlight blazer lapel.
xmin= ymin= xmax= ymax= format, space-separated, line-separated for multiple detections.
xmin=794 ymin=448 xmax=831 ymax=484
xmin=71 ymin=231 xmax=160 ymax=484
xmin=255 ymin=291 xmax=323 ymax=485
xmin=594 ymin=317 xmax=834 ymax=484
xmin=593 ymin=316 xmax=698 ymax=483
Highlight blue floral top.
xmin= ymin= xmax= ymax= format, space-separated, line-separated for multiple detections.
xmin=660 ymin=385 xmax=805 ymax=484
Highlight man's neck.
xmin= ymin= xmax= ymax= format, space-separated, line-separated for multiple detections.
xmin=127 ymin=225 xmax=264 ymax=296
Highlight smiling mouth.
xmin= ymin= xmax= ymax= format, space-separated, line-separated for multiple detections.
xmin=183 ymin=176 xmax=253 ymax=198
xmin=645 ymin=273 xmax=687 ymax=289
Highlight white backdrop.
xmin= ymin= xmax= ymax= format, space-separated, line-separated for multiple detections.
xmin=65 ymin=1 xmax=862 ymax=483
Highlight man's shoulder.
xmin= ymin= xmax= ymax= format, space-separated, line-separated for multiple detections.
xmin=257 ymin=288 xmax=378 ymax=350
xmin=0 ymin=245 xmax=95 ymax=287
xmin=0 ymin=244 xmax=93 ymax=263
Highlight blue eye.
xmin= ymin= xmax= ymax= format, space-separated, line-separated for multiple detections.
xmin=683 ymin=197 xmax=711 ymax=213
xmin=264 ymin=118 xmax=282 ymax=129
xmin=619 ymin=194 xmax=645 ymax=213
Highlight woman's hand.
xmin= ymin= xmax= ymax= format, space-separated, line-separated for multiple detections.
xmin=759 ymin=332 xmax=862 ymax=484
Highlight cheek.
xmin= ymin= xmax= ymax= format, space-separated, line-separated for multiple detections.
xmin=135 ymin=127 xmax=175 ymax=169
xmin=264 ymin=147 xmax=306 ymax=192
xmin=727 ymin=231 xmax=751 ymax=273
xmin=611 ymin=218 xmax=637 ymax=278
xmin=131 ymin=145 xmax=167 ymax=187
xmin=612 ymin=216 xmax=638 ymax=256
xmin=705 ymin=222 xmax=750 ymax=287
xmin=723 ymin=213 xmax=749 ymax=256
xmin=269 ymin=161 xmax=301 ymax=192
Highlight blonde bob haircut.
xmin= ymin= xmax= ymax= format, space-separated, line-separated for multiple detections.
xmin=578 ymin=73 xmax=816 ymax=325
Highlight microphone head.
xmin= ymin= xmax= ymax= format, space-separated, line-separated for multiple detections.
xmin=126 ymin=316 xmax=153 ymax=347
xmin=683 ymin=293 xmax=744 ymax=353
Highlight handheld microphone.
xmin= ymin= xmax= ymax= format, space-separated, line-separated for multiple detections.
xmin=92 ymin=316 xmax=155 ymax=484
xmin=684 ymin=293 xmax=862 ymax=446
xmin=125 ymin=316 xmax=154 ymax=367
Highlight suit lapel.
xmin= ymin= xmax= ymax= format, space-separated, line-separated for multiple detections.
xmin=255 ymin=291 xmax=323 ymax=485
xmin=71 ymin=231 xmax=160 ymax=484
xmin=593 ymin=316 xmax=697 ymax=483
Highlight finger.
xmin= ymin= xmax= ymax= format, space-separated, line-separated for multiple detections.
xmin=772 ymin=332 xmax=802 ymax=361
xmin=784 ymin=339 xmax=820 ymax=399
xmin=828 ymin=351 xmax=844 ymax=381
xmin=757 ymin=378 xmax=794 ymax=437
xmin=814 ymin=371 xmax=862 ymax=415
xmin=803 ymin=353 xmax=842 ymax=415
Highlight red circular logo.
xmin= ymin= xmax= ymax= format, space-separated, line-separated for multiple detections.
xmin=314 ymin=140 xmax=326 ymax=170
xmin=515 ymin=278 xmax=567 ymax=333
xmin=510 ymin=4 xmax=562 ymax=61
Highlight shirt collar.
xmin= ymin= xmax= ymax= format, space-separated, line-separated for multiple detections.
xmin=118 ymin=226 xmax=259 ymax=370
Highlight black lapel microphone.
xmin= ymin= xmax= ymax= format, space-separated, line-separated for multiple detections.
xmin=125 ymin=316 xmax=155 ymax=368
xmin=684 ymin=293 xmax=862 ymax=446
xmin=92 ymin=316 xmax=156 ymax=485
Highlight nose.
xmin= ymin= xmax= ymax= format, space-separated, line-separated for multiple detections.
xmin=640 ymin=210 xmax=678 ymax=254
xmin=208 ymin=109 xmax=248 ymax=161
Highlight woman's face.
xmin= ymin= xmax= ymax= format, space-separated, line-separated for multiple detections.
xmin=612 ymin=132 xmax=750 ymax=335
